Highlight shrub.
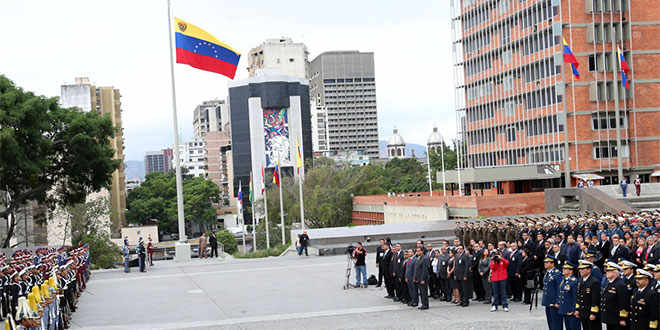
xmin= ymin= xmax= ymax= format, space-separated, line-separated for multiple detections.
xmin=73 ymin=233 xmax=122 ymax=269
xmin=233 ymin=244 xmax=289 ymax=259
xmin=216 ymin=230 xmax=238 ymax=254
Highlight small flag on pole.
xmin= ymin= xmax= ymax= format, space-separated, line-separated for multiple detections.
xmin=237 ymin=180 xmax=243 ymax=211
xmin=249 ymin=173 xmax=254 ymax=203
xmin=296 ymin=138 xmax=303 ymax=174
xmin=562 ymin=38 xmax=580 ymax=79
xmin=174 ymin=17 xmax=241 ymax=79
xmin=272 ymin=162 xmax=280 ymax=187
xmin=618 ymin=46 xmax=630 ymax=89
xmin=260 ymin=166 xmax=265 ymax=194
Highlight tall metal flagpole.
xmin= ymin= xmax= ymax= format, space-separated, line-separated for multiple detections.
xmin=251 ymin=199 xmax=257 ymax=252
xmin=239 ymin=180 xmax=245 ymax=253
xmin=278 ymin=160 xmax=285 ymax=245
xmin=298 ymin=138 xmax=305 ymax=232
xmin=263 ymin=179 xmax=270 ymax=249
xmin=441 ymin=139 xmax=446 ymax=197
xmin=426 ymin=145 xmax=433 ymax=196
xmin=166 ymin=0 xmax=190 ymax=262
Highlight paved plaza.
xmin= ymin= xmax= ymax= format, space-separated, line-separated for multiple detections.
xmin=71 ymin=254 xmax=546 ymax=330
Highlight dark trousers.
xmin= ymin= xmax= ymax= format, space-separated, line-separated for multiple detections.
xmin=301 ymin=244 xmax=308 ymax=256
xmin=580 ymin=316 xmax=602 ymax=330
xmin=481 ymin=276 xmax=491 ymax=301
xmin=459 ymin=278 xmax=470 ymax=305
xmin=509 ymin=276 xmax=522 ymax=300
xmin=408 ymin=280 xmax=418 ymax=305
xmin=377 ymin=265 xmax=384 ymax=286
xmin=439 ymin=277 xmax=450 ymax=300
xmin=562 ymin=314 xmax=580 ymax=330
xmin=545 ymin=307 xmax=562 ymax=330
xmin=428 ymin=273 xmax=438 ymax=297
xmin=605 ymin=324 xmax=623 ymax=330
xmin=210 ymin=244 xmax=219 ymax=258
xmin=417 ymin=282 xmax=429 ymax=307
xmin=384 ymin=274 xmax=395 ymax=296
xmin=395 ymin=277 xmax=404 ymax=299
xmin=473 ymin=271 xmax=484 ymax=299
xmin=139 ymin=253 xmax=146 ymax=272
xmin=401 ymin=281 xmax=410 ymax=302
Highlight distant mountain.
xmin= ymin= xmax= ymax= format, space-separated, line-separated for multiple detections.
xmin=125 ymin=160 xmax=145 ymax=180
xmin=379 ymin=141 xmax=428 ymax=159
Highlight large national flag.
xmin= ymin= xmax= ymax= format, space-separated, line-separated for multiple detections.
xmin=296 ymin=138 xmax=303 ymax=174
xmin=174 ymin=17 xmax=241 ymax=79
xmin=562 ymin=38 xmax=580 ymax=79
xmin=618 ymin=46 xmax=630 ymax=89
xmin=272 ymin=162 xmax=280 ymax=187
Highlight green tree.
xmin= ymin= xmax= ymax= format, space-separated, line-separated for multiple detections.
xmin=126 ymin=171 xmax=220 ymax=236
xmin=429 ymin=142 xmax=458 ymax=190
xmin=73 ymin=233 xmax=121 ymax=269
xmin=215 ymin=230 xmax=237 ymax=254
xmin=0 ymin=75 xmax=119 ymax=247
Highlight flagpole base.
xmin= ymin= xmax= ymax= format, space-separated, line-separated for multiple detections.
xmin=174 ymin=241 xmax=191 ymax=263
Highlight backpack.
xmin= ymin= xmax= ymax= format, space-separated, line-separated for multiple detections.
xmin=367 ymin=274 xmax=378 ymax=285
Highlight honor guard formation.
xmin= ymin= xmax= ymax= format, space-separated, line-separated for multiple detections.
xmin=367 ymin=210 xmax=660 ymax=329
xmin=0 ymin=245 xmax=89 ymax=330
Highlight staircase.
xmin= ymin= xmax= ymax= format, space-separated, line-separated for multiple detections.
xmin=594 ymin=183 xmax=660 ymax=212
xmin=620 ymin=195 xmax=660 ymax=212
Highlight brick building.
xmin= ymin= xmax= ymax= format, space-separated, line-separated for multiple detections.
xmin=447 ymin=0 xmax=660 ymax=195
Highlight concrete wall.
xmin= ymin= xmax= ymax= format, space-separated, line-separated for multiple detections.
xmin=545 ymin=188 xmax=633 ymax=213
xmin=121 ymin=225 xmax=159 ymax=246
xmin=383 ymin=204 xmax=448 ymax=223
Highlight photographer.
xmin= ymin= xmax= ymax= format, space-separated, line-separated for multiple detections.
xmin=489 ymin=250 xmax=510 ymax=312
xmin=353 ymin=242 xmax=368 ymax=288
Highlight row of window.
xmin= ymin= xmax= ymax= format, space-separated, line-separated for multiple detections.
xmin=467 ymin=114 xmax=562 ymax=145
xmin=324 ymin=89 xmax=376 ymax=93
xmin=322 ymin=78 xmax=374 ymax=83
xmin=325 ymin=94 xmax=377 ymax=99
xmin=466 ymin=143 xmax=565 ymax=167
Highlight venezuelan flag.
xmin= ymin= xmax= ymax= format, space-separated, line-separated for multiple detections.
xmin=562 ymin=38 xmax=580 ymax=79
xmin=272 ymin=163 xmax=280 ymax=187
xmin=617 ymin=47 xmax=630 ymax=89
xmin=296 ymin=138 xmax=303 ymax=172
xmin=174 ymin=17 xmax=240 ymax=79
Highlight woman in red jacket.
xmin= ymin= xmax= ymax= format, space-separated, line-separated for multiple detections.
xmin=489 ymin=250 xmax=510 ymax=312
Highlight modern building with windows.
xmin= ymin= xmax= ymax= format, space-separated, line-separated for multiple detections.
xmin=309 ymin=51 xmax=379 ymax=158
xmin=447 ymin=0 xmax=660 ymax=195
xmin=247 ymin=38 xmax=309 ymax=79
xmin=178 ymin=139 xmax=206 ymax=178
xmin=144 ymin=149 xmax=173 ymax=175
xmin=193 ymin=99 xmax=228 ymax=140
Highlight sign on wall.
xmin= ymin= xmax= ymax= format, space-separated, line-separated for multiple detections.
xmin=263 ymin=108 xmax=290 ymax=167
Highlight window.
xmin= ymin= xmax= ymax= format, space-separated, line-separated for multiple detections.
xmin=593 ymin=141 xmax=629 ymax=159
xmin=588 ymin=55 xmax=596 ymax=71
xmin=506 ymin=126 xmax=516 ymax=142
xmin=502 ymin=49 xmax=512 ymax=65
xmin=591 ymin=112 xmax=627 ymax=130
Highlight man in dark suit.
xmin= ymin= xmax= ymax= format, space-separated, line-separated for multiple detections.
xmin=597 ymin=233 xmax=611 ymax=269
xmin=508 ymin=242 xmax=523 ymax=302
xmin=405 ymin=249 xmax=418 ymax=307
xmin=576 ymin=260 xmax=601 ymax=330
xmin=381 ymin=242 xmax=395 ymax=298
xmin=391 ymin=244 xmax=404 ymax=302
xmin=609 ymin=234 xmax=630 ymax=263
xmin=643 ymin=235 xmax=659 ymax=265
xmin=413 ymin=247 xmax=430 ymax=310
xmin=438 ymin=246 xmax=451 ymax=301
xmin=209 ymin=232 xmax=218 ymax=258
xmin=454 ymin=245 xmax=471 ymax=307
xmin=375 ymin=239 xmax=385 ymax=287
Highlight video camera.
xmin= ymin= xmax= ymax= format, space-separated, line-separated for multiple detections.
xmin=345 ymin=244 xmax=356 ymax=255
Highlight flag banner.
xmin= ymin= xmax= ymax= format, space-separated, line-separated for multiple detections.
xmin=249 ymin=173 xmax=254 ymax=203
xmin=260 ymin=166 xmax=265 ymax=194
xmin=296 ymin=138 xmax=303 ymax=174
xmin=618 ymin=47 xmax=630 ymax=89
xmin=272 ymin=163 xmax=280 ymax=187
xmin=562 ymin=38 xmax=580 ymax=79
xmin=238 ymin=180 xmax=243 ymax=211
xmin=174 ymin=17 xmax=240 ymax=79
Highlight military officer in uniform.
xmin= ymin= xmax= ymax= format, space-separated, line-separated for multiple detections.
xmin=558 ymin=262 xmax=580 ymax=330
xmin=542 ymin=256 xmax=562 ymax=330
xmin=629 ymin=269 xmax=658 ymax=330
xmin=601 ymin=262 xmax=631 ymax=330
xmin=577 ymin=260 xmax=602 ymax=330
xmin=454 ymin=223 xmax=464 ymax=249
xmin=622 ymin=260 xmax=638 ymax=295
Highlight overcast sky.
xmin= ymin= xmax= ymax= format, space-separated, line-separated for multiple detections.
xmin=1 ymin=0 xmax=454 ymax=161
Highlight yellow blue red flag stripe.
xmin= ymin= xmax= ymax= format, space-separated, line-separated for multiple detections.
xmin=174 ymin=17 xmax=240 ymax=79
xmin=562 ymin=38 xmax=580 ymax=79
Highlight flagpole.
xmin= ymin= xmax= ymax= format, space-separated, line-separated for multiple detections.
xmin=298 ymin=138 xmax=305 ymax=232
xmin=264 ymin=182 xmax=270 ymax=249
xmin=166 ymin=0 xmax=189 ymax=262
xmin=278 ymin=160 xmax=285 ymax=246
xmin=426 ymin=145 xmax=433 ymax=196
xmin=251 ymin=202 xmax=257 ymax=252
xmin=239 ymin=180 xmax=245 ymax=253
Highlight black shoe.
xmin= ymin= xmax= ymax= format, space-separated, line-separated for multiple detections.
xmin=384 ymin=295 xmax=393 ymax=299
xmin=376 ymin=285 xmax=382 ymax=288
xmin=418 ymin=306 xmax=429 ymax=310
xmin=461 ymin=303 xmax=469 ymax=307
xmin=483 ymin=300 xmax=491 ymax=304
xmin=393 ymin=297 xmax=400 ymax=302
xmin=410 ymin=304 xmax=418 ymax=307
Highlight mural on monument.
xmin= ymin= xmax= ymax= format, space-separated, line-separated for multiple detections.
xmin=263 ymin=108 xmax=290 ymax=167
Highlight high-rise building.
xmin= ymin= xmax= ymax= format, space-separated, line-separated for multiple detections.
xmin=310 ymin=100 xmax=329 ymax=154
xmin=193 ymin=100 xmax=228 ymax=139
xmin=203 ymin=130 xmax=235 ymax=225
xmin=177 ymin=139 xmax=206 ymax=178
xmin=228 ymin=70 xmax=313 ymax=220
xmin=60 ymin=77 xmax=127 ymax=230
xmin=144 ymin=149 xmax=173 ymax=175
xmin=447 ymin=0 xmax=660 ymax=195
xmin=247 ymin=38 xmax=309 ymax=79
xmin=309 ymin=51 xmax=379 ymax=158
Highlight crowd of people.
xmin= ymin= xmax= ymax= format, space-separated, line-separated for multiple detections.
xmin=354 ymin=209 xmax=660 ymax=329
xmin=0 ymin=244 xmax=90 ymax=329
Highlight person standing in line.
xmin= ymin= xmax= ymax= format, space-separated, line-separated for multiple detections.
xmin=558 ymin=262 xmax=579 ymax=330
xmin=122 ymin=239 xmax=130 ymax=273
xmin=352 ymin=242 xmax=367 ymax=288
xmin=634 ymin=175 xmax=642 ymax=197
xmin=489 ymin=250 xmax=509 ymax=312
xmin=576 ymin=260 xmax=601 ymax=330
xmin=137 ymin=238 xmax=146 ymax=273
xmin=438 ymin=247 xmax=451 ymax=302
xmin=629 ymin=269 xmax=658 ymax=330
xmin=209 ymin=231 xmax=218 ymax=258
xmin=413 ymin=247 xmax=430 ymax=310
xmin=455 ymin=245 xmax=471 ymax=307
xmin=382 ymin=242 xmax=395 ymax=299
xmin=542 ymin=256 xmax=562 ymax=330
xmin=478 ymin=248 xmax=492 ymax=305
xmin=600 ymin=262 xmax=630 ymax=330
xmin=299 ymin=231 xmax=310 ymax=256
xmin=376 ymin=239 xmax=385 ymax=287
xmin=620 ymin=179 xmax=629 ymax=198
xmin=405 ymin=248 xmax=418 ymax=307
xmin=147 ymin=236 xmax=154 ymax=266
xmin=199 ymin=232 xmax=207 ymax=259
